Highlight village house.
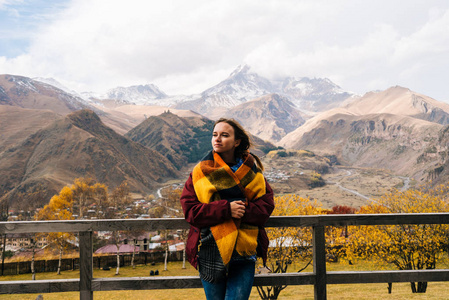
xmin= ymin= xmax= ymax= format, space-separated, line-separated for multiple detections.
xmin=2 ymin=233 xmax=48 ymax=251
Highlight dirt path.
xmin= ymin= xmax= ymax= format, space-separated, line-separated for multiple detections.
xmin=297 ymin=167 xmax=406 ymax=209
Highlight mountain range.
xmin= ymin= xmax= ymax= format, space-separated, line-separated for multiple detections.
xmin=0 ymin=109 xmax=178 ymax=207
xmin=2 ymin=65 xmax=449 ymax=208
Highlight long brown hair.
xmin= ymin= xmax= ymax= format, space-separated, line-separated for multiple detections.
xmin=214 ymin=118 xmax=264 ymax=171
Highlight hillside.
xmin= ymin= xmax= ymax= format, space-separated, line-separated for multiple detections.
xmin=0 ymin=106 xmax=62 ymax=152
xmin=0 ymin=74 xmax=95 ymax=115
xmin=126 ymin=112 xmax=215 ymax=170
xmin=342 ymin=86 xmax=449 ymax=124
xmin=95 ymin=104 xmax=201 ymax=135
xmin=0 ymin=109 xmax=178 ymax=208
xmin=126 ymin=112 xmax=277 ymax=170
xmin=279 ymin=87 xmax=446 ymax=182
xmin=225 ymin=94 xmax=305 ymax=142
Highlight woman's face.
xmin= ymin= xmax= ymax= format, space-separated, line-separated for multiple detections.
xmin=212 ymin=122 xmax=241 ymax=157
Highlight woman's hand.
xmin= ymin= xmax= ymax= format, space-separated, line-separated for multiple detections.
xmin=230 ymin=200 xmax=246 ymax=219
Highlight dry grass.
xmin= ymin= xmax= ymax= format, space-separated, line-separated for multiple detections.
xmin=1 ymin=260 xmax=449 ymax=299
xmin=1 ymin=283 xmax=449 ymax=300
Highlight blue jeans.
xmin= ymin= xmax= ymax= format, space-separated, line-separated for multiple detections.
xmin=201 ymin=259 xmax=255 ymax=300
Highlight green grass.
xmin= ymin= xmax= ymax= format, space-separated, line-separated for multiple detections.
xmin=1 ymin=260 xmax=449 ymax=299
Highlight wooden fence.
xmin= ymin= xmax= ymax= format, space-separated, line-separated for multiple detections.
xmin=1 ymin=213 xmax=449 ymax=300
xmin=0 ymin=251 xmax=181 ymax=276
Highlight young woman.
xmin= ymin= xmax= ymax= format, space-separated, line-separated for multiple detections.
xmin=180 ymin=118 xmax=275 ymax=300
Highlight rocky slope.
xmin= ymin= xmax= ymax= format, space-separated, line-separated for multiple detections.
xmin=174 ymin=65 xmax=353 ymax=118
xmin=126 ymin=112 xmax=215 ymax=170
xmin=126 ymin=111 xmax=277 ymax=170
xmin=0 ymin=74 xmax=95 ymax=115
xmin=0 ymin=109 xmax=178 ymax=208
xmin=279 ymin=86 xmax=449 ymax=181
xmin=225 ymin=94 xmax=305 ymax=142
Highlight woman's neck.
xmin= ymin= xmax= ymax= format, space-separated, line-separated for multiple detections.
xmin=218 ymin=152 xmax=235 ymax=164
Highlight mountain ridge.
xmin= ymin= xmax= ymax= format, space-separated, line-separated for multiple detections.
xmin=0 ymin=109 xmax=179 ymax=207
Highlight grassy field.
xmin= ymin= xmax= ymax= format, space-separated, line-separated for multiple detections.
xmin=1 ymin=260 xmax=449 ymax=299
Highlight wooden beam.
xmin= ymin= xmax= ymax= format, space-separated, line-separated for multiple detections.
xmin=326 ymin=270 xmax=449 ymax=284
xmin=91 ymin=273 xmax=316 ymax=291
xmin=0 ymin=279 xmax=79 ymax=294
xmin=2 ymin=214 xmax=449 ymax=234
xmin=0 ymin=218 xmax=190 ymax=234
xmin=79 ymin=231 xmax=93 ymax=300
xmin=1 ymin=269 xmax=448 ymax=295
xmin=313 ymin=225 xmax=327 ymax=300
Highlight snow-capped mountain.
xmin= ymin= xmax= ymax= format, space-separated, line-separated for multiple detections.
xmin=103 ymin=84 xmax=168 ymax=105
xmin=275 ymin=77 xmax=354 ymax=112
xmin=175 ymin=65 xmax=274 ymax=114
xmin=174 ymin=65 xmax=354 ymax=116
xmin=35 ymin=65 xmax=355 ymax=117
xmin=33 ymin=77 xmax=104 ymax=103
xmin=2 ymin=75 xmax=97 ymax=114
xmin=33 ymin=77 xmax=79 ymax=95
xmin=201 ymin=64 xmax=273 ymax=105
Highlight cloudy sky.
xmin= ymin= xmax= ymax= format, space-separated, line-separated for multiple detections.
xmin=1 ymin=0 xmax=448 ymax=102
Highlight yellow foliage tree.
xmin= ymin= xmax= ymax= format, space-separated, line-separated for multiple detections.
xmin=35 ymin=186 xmax=75 ymax=275
xmin=71 ymin=177 xmax=95 ymax=219
xmin=91 ymin=182 xmax=109 ymax=218
xmin=257 ymin=194 xmax=326 ymax=300
xmin=346 ymin=185 xmax=449 ymax=293
xmin=71 ymin=178 xmax=109 ymax=219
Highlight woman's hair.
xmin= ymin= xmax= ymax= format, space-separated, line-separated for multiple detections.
xmin=214 ymin=118 xmax=264 ymax=171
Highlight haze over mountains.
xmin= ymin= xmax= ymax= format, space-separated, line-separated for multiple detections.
xmin=2 ymin=65 xmax=449 ymax=208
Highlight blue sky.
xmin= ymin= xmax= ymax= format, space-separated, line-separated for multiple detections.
xmin=1 ymin=0 xmax=449 ymax=102
xmin=0 ymin=1 xmax=69 ymax=57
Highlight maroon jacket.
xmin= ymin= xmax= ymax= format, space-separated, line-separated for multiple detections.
xmin=180 ymin=173 xmax=275 ymax=269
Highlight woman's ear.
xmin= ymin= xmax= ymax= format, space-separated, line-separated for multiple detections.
xmin=235 ymin=139 xmax=241 ymax=147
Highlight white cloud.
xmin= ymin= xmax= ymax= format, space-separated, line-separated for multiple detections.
xmin=0 ymin=0 xmax=448 ymax=101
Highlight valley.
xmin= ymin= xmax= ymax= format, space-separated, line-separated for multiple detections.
xmin=161 ymin=155 xmax=408 ymax=211
xmin=1 ymin=67 xmax=449 ymax=210
xmin=262 ymin=151 xmax=407 ymax=209
xmin=300 ymin=167 xmax=406 ymax=209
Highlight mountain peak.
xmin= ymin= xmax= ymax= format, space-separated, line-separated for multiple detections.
xmin=0 ymin=74 xmax=95 ymax=114
xmin=67 ymin=109 xmax=101 ymax=125
xmin=230 ymin=64 xmax=251 ymax=77
xmin=104 ymin=83 xmax=168 ymax=105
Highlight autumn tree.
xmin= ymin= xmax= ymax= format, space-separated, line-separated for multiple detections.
xmin=108 ymin=181 xmax=132 ymax=275
xmin=71 ymin=177 xmax=96 ymax=219
xmin=346 ymin=185 xmax=449 ymax=293
xmin=257 ymin=194 xmax=327 ymax=300
xmin=107 ymin=231 xmax=126 ymax=275
xmin=325 ymin=205 xmax=358 ymax=262
xmin=91 ymin=182 xmax=109 ymax=218
xmin=35 ymin=186 xmax=75 ymax=275
xmin=110 ymin=181 xmax=132 ymax=209
xmin=129 ymin=232 xmax=144 ymax=269
xmin=161 ymin=185 xmax=183 ymax=216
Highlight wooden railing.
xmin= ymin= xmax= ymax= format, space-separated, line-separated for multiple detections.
xmin=1 ymin=213 xmax=449 ymax=299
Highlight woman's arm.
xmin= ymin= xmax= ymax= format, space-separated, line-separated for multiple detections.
xmin=180 ymin=174 xmax=232 ymax=228
xmin=241 ymin=179 xmax=275 ymax=226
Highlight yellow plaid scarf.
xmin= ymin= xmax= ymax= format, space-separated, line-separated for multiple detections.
xmin=192 ymin=151 xmax=266 ymax=265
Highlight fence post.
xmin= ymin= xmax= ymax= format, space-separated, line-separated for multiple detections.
xmin=313 ymin=225 xmax=327 ymax=300
xmin=79 ymin=231 xmax=93 ymax=300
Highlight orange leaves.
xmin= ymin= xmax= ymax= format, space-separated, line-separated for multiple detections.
xmin=346 ymin=184 xmax=449 ymax=271
xmin=36 ymin=186 xmax=74 ymax=221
